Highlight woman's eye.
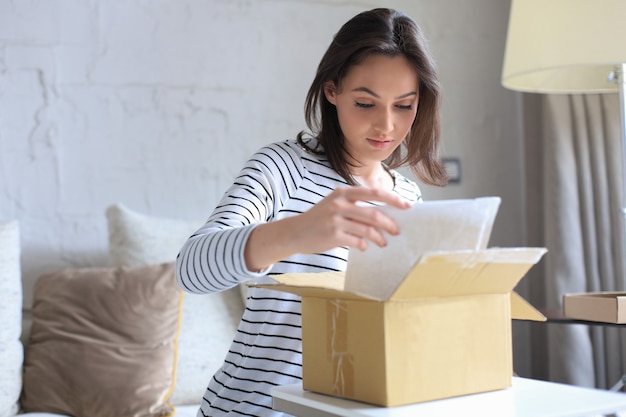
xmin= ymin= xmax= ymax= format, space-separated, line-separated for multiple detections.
xmin=353 ymin=102 xmax=413 ymax=110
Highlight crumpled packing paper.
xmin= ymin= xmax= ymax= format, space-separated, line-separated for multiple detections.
xmin=344 ymin=196 xmax=501 ymax=300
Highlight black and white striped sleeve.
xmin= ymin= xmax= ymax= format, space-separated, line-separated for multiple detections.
xmin=175 ymin=141 xmax=304 ymax=294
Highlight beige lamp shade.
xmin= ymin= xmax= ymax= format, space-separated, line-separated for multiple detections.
xmin=502 ymin=0 xmax=626 ymax=93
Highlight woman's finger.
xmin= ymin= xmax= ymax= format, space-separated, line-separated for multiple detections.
xmin=341 ymin=219 xmax=389 ymax=248
xmin=341 ymin=186 xmax=411 ymax=209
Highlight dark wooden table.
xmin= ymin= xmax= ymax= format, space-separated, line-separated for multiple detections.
xmin=539 ymin=308 xmax=625 ymax=328
xmin=537 ymin=308 xmax=626 ymax=391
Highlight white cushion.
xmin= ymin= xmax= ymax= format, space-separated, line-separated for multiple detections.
xmin=107 ymin=204 xmax=201 ymax=268
xmin=105 ymin=204 xmax=245 ymax=406
xmin=0 ymin=221 xmax=22 ymax=417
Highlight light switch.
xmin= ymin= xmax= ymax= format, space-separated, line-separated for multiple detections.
xmin=442 ymin=157 xmax=461 ymax=184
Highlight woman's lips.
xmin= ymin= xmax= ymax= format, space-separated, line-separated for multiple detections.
xmin=367 ymin=138 xmax=394 ymax=150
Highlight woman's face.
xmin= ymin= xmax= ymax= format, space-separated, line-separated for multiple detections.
xmin=324 ymin=54 xmax=419 ymax=170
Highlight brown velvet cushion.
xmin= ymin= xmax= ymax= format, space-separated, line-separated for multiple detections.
xmin=21 ymin=262 xmax=181 ymax=417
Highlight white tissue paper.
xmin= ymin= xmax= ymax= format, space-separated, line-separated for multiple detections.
xmin=344 ymin=196 xmax=501 ymax=300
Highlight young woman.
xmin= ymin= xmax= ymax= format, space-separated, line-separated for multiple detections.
xmin=176 ymin=7 xmax=447 ymax=417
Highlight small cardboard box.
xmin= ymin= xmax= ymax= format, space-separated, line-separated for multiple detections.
xmin=563 ymin=292 xmax=626 ymax=324
xmin=255 ymin=247 xmax=546 ymax=407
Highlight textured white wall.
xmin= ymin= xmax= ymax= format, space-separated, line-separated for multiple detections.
xmin=0 ymin=1 xmax=522 ymax=314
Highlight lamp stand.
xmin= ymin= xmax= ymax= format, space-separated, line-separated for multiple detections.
xmin=616 ymin=63 xmax=626 ymax=225
xmin=610 ymin=62 xmax=626 ymax=393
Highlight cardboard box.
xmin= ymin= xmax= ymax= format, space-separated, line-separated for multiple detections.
xmin=563 ymin=292 xmax=626 ymax=324
xmin=254 ymin=247 xmax=546 ymax=407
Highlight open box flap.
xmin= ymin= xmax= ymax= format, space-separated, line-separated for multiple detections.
xmin=390 ymin=248 xmax=547 ymax=300
xmin=251 ymin=248 xmax=547 ymax=303
xmin=511 ymin=291 xmax=546 ymax=321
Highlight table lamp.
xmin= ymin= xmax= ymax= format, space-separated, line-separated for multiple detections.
xmin=501 ymin=0 xmax=626 ymax=224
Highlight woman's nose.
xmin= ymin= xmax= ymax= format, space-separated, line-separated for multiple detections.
xmin=373 ymin=107 xmax=393 ymax=134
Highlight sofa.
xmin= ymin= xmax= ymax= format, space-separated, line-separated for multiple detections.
xmin=0 ymin=204 xmax=247 ymax=417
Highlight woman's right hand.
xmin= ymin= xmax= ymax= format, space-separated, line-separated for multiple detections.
xmin=293 ymin=186 xmax=410 ymax=252
xmin=244 ymin=186 xmax=410 ymax=272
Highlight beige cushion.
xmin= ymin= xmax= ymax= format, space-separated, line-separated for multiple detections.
xmin=106 ymin=203 xmax=244 ymax=405
xmin=21 ymin=263 xmax=181 ymax=417
xmin=0 ymin=220 xmax=22 ymax=417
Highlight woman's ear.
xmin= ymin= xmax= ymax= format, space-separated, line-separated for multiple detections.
xmin=323 ymin=81 xmax=337 ymax=105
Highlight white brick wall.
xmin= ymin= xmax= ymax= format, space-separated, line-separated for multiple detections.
xmin=0 ymin=0 xmax=522 ymax=311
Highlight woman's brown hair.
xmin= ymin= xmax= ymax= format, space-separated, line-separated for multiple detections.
xmin=297 ymin=8 xmax=448 ymax=187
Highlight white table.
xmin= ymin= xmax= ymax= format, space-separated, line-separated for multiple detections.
xmin=272 ymin=377 xmax=626 ymax=417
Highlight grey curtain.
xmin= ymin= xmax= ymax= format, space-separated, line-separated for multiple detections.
xmin=522 ymin=93 xmax=626 ymax=390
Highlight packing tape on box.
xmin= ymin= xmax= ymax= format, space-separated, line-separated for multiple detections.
xmin=327 ymin=299 xmax=354 ymax=397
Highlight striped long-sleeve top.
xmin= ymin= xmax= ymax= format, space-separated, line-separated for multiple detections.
xmin=175 ymin=138 xmax=421 ymax=417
